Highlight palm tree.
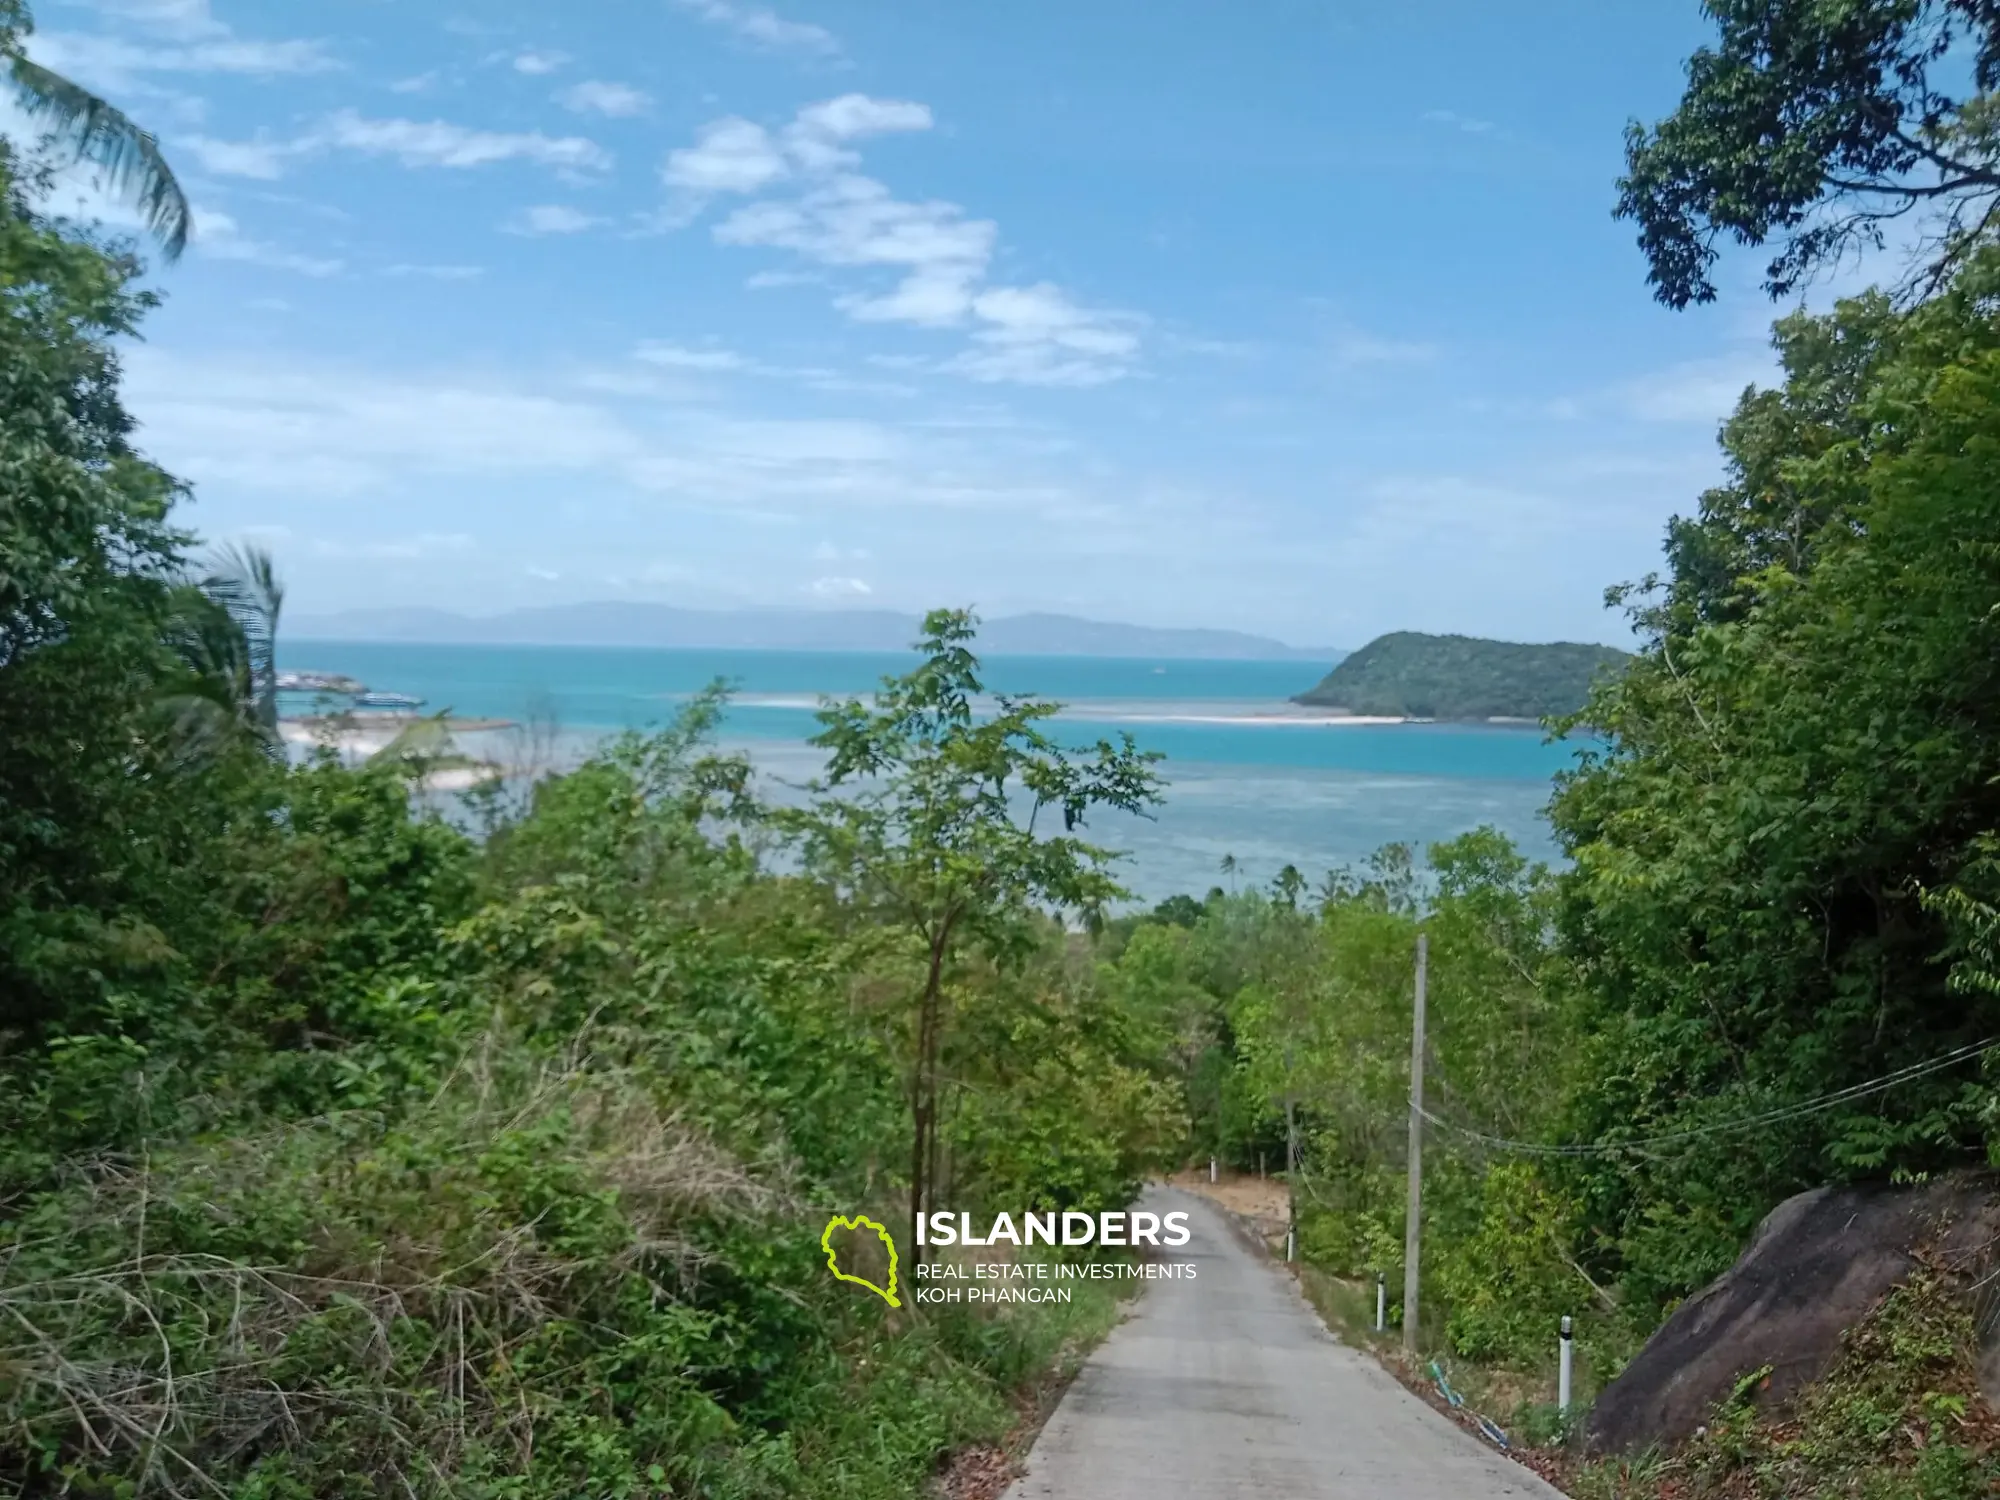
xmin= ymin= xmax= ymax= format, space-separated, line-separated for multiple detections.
xmin=157 ymin=542 xmax=285 ymax=763
xmin=2 ymin=0 xmax=190 ymax=259
xmin=201 ymin=542 xmax=284 ymax=741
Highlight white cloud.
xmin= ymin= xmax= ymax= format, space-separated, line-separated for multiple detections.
xmin=192 ymin=207 xmax=342 ymax=276
xmin=389 ymin=70 xmax=441 ymax=94
xmin=176 ymin=112 xmax=612 ymax=180
xmin=314 ymin=531 xmax=475 ymax=560
xmin=512 ymin=50 xmax=568 ymax=75
xmin=663 ymin=96 xmax=1137 ymax=384
xmin=624 ymin=341 xmax=915 ymax=398
xmin=1422 ymin=108 xmax=1496 ymax=135
xmin=636 ymin=342 xmax=748 ymax=371
xmin=559 ymin=80 xmax=652 ymax=117
xmin=120 ymin=347 xmax=1054 ymax=511
xmin=1621 ymin=353 xmax=1774 ymax=422
xmin=663 ymin=117 xmax=789 ymax=193
xmin=385 ymin=263 xmax=484 ymax=279
xmin=670 ymin=0 xmax=841 ymax=57
xmin=809 ymin=575 xmax=872 ymax=597
xmin=29 ymin=30 xmax=336 ymax=85
xmin=722 ymin=175 xmax=995 ymax=316
xmin=176 ymin=133 xmax=295 ymax=179
xmin=507 ymin=204 xmax=605 ymax=235
xmin=316 ymin=110 xmax=611 ymax=171
xmin=85 ymin=0 xmax=227 ymax=36
xmin=746 ymin=268 xmax=821 ymax=289
xmin=785 ymin=92 xmax=931 ymax=169
xmin=526 ymin=565 xmax=561 ymax=580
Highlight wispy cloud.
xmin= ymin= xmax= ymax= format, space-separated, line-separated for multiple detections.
xmin=30 ymin=0 xmax=336 ymax=91
xmin=809 ymin=575 xmax=872 ymax=597
xmin=193 ymin=207 xmax=342 ymax=276
xmin=1620 ymin=353 xmax=1773 ymax=422
xmin=176 ymin=132 xmax=294 ymax=179
xmin=122 ymin=346 xmax=1056 ymax=513
xmin=670 ymin=0 xmax=841 ymax=58
xmin=317 ymin=110 xmax=610 ymax=171
xmin=32 ymin=30 xmax=334 ymax=83
xmin=559 ymin=80 xmax=652 ymax=117
xmin=384 ymin=263 xmax=484 ymax=280
xmin=506 ymin=204 xmax=605 ymax=235
xmin=666 ymin=95 xmax=1139 ymax=385
xmin=635 ymin=342 xmax=750 ymax=372
xmin=511 ymin=50 xmax=568 ymax=75
xmin=314 ymin=531 xmax=475 ymax=560
xmin=630 ymin=339 xmax=916 ymax=396
xmin=1421 ymin=108 xmax=1496 ymax=135
xmin=178 ymin=111 xmax=612 ymax=180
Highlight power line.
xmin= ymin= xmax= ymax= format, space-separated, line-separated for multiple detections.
xmin=1413 ymin=1036 xmax=1999 ymax=1158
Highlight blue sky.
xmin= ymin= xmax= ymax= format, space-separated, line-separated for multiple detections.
xmin=27 ymin=0 xmax=1783 ymax=648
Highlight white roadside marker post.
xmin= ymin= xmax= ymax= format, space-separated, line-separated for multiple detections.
xmin=1375 ymin=1273 xmax=1386 ymax=1333
xmin=1209 ymin=1156 xmax=1218 ymax=1184
xmin=1559 ymin=1315 xmax=1574 ymax=1414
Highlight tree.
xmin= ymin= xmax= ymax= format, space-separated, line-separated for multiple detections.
xmin=1549 ymin=251 xmax=2000 ymax=1311
xmin=202 ymin=542 xmax=285 ymax=742
xmin=1 ymin=0 xmax=189 ymax=259
xmin=777 ymin=609 xmax=1163 ymax=1257
xmin=1619 ymin=0 xmax=2000 ymax=307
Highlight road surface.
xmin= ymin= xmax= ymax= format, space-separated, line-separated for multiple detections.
xmin=1002 ymin=1187 xmax=1564 ymax=1499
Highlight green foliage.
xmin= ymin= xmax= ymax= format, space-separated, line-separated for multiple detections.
xmin=1550 ymin=250 xmax=2000 ymax=1318
xmin=1101 ymin=830 xmax=1615 ymax=1371
xmin=775 ymin=607 xmax=1165 ymax=1255
xmin=1619 ymin=0 xmax=2000 ymax=307
xmin=1290 ymin=631 xmax=1628 ymax=720
xmin=0 ymin=144 xmax=1166 ymax=1494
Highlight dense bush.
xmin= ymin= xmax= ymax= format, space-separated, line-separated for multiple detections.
xmin=0 ymin=144 xmax=1162 ymax=1495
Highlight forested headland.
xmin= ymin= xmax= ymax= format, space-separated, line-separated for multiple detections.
xmin=1290 ymin=632 xmax=1630 ymax=721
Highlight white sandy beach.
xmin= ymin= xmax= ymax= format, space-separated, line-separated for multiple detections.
xmin=279 ymin=720 xmax=503 ymax=789
xmin=718 ymin=691 xmax=1408 ymax=726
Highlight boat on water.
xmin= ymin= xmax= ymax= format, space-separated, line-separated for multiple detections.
xmin=353 ymin=691 xmax=425 ymax=710
xmin=276 ymin=670 xmax=367 ymax=695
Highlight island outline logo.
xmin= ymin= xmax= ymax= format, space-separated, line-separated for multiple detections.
xmin=820 ymin=1213 xmax=901 ymax=1307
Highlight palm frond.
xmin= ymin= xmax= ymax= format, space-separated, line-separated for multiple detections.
xmin=201 ymin=542 xmax=284 ymax=743
xmin=6 ymin=52 xmax=190 ymax=259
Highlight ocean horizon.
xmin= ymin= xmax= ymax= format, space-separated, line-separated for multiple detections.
xmin=279 ymin=639 xmax=1583 ymax=901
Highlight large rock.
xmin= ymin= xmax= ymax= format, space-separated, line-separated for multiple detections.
xmin=1585 ymin=1175 xmax=2000 ymax=1454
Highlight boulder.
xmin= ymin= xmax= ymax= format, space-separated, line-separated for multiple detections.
xmin=1585 ymin=1174 xmax=2000 ymax=1454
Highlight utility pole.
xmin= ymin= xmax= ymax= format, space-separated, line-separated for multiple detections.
xmin=1403 ymin=933 xmax=1427 ymax=1354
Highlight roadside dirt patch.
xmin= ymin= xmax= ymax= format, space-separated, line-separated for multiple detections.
xmin=1165 ymin=1168 xmax=1291 ymax=1248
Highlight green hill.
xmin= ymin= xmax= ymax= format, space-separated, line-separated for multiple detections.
xmin=1291 ymin=631 xmax=1629 ymax=721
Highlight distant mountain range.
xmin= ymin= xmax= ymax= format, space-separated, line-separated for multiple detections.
xmin=1293 ymin=631 xmax=1630 ymax=720
xmin=288 ymin=602 xmax=1342 ymax=663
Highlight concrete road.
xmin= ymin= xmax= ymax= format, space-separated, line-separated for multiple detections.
xmin=1002 ymin=1187 xmax=1563 ymax=1499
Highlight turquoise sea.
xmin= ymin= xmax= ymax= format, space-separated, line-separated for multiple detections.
xmin=280 ymin=641 xmax=1584 ymax=903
